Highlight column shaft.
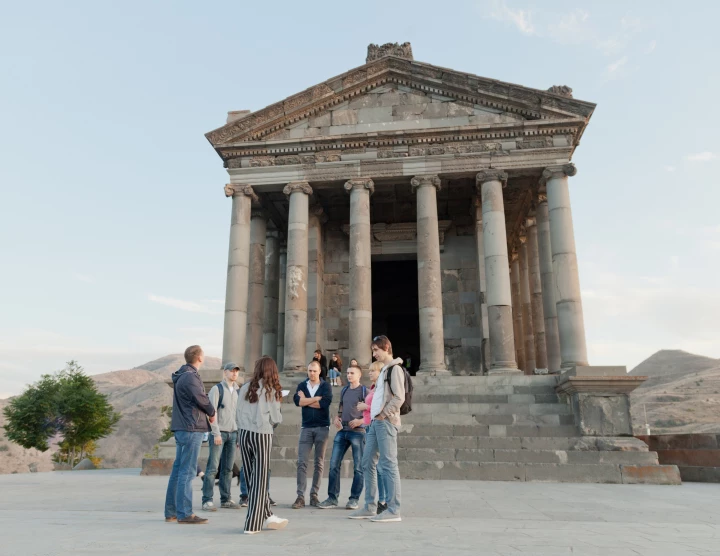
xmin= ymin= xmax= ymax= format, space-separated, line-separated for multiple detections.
xmin=411 ymin=175 xmax=448 ymax=375
xmin=519 ymin=239 xmax=536 ymax=374
xmin=282 ymin=182 xmax=312 ymax=374
xmin=510 ymin=255 xmax=525 ymax=372
xmin=473 ymin=198 xmax=490 ymax=371
xmin=221 ymin=184 xmax=256 ymax=371
xmin=527 ymin=219 xmax=548 ymax=372
xmin=244 ymin=210 xmax=267 ymax=373
xmin=276 ymin=246 xmax=287 ymax=372
xmin=262 ymin=231 xmax=280 ymax=362
xmin=345 ymin=179 xmax=374 ymax=369
xmin=476 ymin=170 xmax=519 ymax=374
xmin=544 ymin=164 xmax=589 ymax=368
xmin=536 ymin=199 xmax=561 ymax=372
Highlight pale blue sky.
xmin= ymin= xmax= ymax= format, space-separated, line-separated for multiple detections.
xmin=1 ymin=1 xmax=719 ymax=397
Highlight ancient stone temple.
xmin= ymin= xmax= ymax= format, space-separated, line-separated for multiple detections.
xmin=206 ymin=43 xmax=592 ymax=378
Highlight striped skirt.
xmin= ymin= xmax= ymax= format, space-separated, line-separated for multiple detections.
xmin=238 ymin=429 xmax=273 ymax=532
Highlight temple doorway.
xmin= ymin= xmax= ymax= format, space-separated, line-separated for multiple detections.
xmin=371 ymin=259 xmax=420 ymax=375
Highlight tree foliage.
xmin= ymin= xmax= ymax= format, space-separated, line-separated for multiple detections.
xmin=3 ymin=361 xmax=121 ymax=465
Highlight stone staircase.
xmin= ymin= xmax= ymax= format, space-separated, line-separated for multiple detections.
xmin=270 ymin=375 xmax=681 ymax=484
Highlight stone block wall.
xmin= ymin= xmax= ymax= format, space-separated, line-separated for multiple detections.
xmin=440 ymin=234 xmax=483 ymax=374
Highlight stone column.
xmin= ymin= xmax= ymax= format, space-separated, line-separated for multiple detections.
xmin=476 ymin=170 xmax=519 ymax=374
xmin=543 ymin=163 xmax=589 ymax=369
xmin=276 ymin=244 xmax=287 ymax=372
xmin=345 ymin=178 xmax=374 ymax=370
xmin=411 ymin=175 xmax=448 ymax=375
xmin=527 ymin=217 xmax=548 ymax=373
xmin=519 ymin=234 xmax=536 ymax=375
xmin=261 ymin=230 xmax=281 ymax=362
xmin=472 ymin=197 xmax=490 ymax=372
xmin=306 ymin=205 xmax=327 ymax=363
xmin=222 ymin=184 xmax=257 ymax=371
xmin=244 ymin=207 xmax=267 ymax=373
xmin=509 ymin=252 xmax=525 ymax=372
xmin=536 ymin=195 xmax=561 ymax=372
xmin=282 ymin=181 xmax=313 ymax=374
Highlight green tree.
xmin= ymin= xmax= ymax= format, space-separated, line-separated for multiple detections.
xmin=3 ymin=361 xmax=121 ymax=467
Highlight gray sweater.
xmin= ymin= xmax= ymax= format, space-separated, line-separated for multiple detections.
xmin=208 ymin=379 xmax=239 ymax=435
xmin=236 ymin=380 xmax=283 ymax=435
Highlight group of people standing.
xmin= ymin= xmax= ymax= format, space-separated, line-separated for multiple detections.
xmin=163 ymin=335 xmax=405 ymax=535
xmin=312 ymin=349 xmax=359 ymax=387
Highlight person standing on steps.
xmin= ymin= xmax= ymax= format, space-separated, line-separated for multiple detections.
xmin=292 ymin=360 xmax=332 ymax=509
xmin=317 ymin=364 xmax=366 ymax=510
xmin=357 ymin=360 xmax=387 ymax=514
xmin=236 ymin=356 xmax=288 ymax=534
xmin=313 ymin=349 xmax=328 ymax=381
xmin=349 ymin=335 xmax=405 ymax=523
xmin=328 ymin=353 xmax=342 ymax=387
xmin=164 ymin=345 xmax=216 ymax=525
xmin=201 ymin=362 xmax=241 ymax=512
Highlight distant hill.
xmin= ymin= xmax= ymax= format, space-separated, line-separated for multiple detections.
xmin=0 ymin=354 xmax=221 ymax=474
xmin=630 ymin=350 xmax=720 ymax=434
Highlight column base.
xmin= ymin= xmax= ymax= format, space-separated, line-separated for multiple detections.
xmin=416 ymin=367 xmax=452 ymax=377
xmin=487 ymin=364 xmax=522 ymax=375
xmin=282 ymin=367 xmax=306 ymax=380
xmin=533 ymin=368 xmax=549 ymax=375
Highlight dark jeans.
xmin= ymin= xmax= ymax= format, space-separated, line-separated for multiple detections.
xmin=202 ymin=431 xmax=237 ymax=504
xmin=296 ymin=426 xmax=330 ymax=497
xmin=327 ymin=429 xmax=365 ymax=503
xmin=164 ymin=431 xmax=203 ymax=519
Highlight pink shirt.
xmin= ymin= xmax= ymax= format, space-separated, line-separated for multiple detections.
xmin=363 ymin=386 xmax=376 ymax=425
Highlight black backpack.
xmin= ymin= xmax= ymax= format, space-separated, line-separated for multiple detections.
xmin=385 ymin=365 xmax=413 ymax=415
xmin=215 ymin=383 xmax=225 ymax=409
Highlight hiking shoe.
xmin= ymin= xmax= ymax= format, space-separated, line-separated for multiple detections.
xmin=291 ymin=496 xmax=305 ymax=509
xmin=264 ymin=514 xmax=288 ymax=530
xmin=164 ymin=516 xmax=177 ymax=522
xmin=317 ymin=498 xmax=338 ymax=509
xmin=371 ymin=510 xmax=401 ymax=523
xmin=310 ymin=494 xmax=320 ymax=507
xmin=348 ymin=507 xmax=376 ymax=519
xmin=239 ymin=495 xmax=249 ymax=507
xmin=377 ymin=502 xmax=388 ymax=514
xmin=178 ymin=515 xmax=209 ymax=524
xmin=269 ymin=496 xmax=277 ymax=506
xmin=346 ymin=499 xmax=359 ymax=510
xmin=201 ymin=501 xmax=217 ymax=512
xmin=221 ymin=500 xmax=241 ymax=509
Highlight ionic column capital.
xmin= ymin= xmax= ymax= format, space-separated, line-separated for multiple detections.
xmin=225 ymin=183 xmax=258 ymax=202
xmin=411 ymin=174 xmax=441 ymax=192
xmin=541 ymin=163 xmax=577 ymax=184
xmin=344 ymin=178 xmax=375 ymax=194
xmin=525 ymin=217 xmax=537 ymax=228
xmin=266 ymin=230 xmax=281 ymax=240
xmin=310 ymin=204 xmax=328 ymax=224
xmin=537 ymin=192 xmax=548 ymax=204
xmin=476 ymin=169 xmax=508 ymax=187
xmin=283 ymin=181 xmax=313 ymax=197
xmin=511 ymin=249 xmax=519 ymax=262
xmin=251 ymin=206 xmax=270 ymax=220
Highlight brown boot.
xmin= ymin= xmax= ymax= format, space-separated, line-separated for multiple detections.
xmin=310 ymin=494 xmax=320 ymax=507
xmin=178 ymin=514 xmax=209 ymax=524
xmin=292 ymin=496 xmax=305 ymax=509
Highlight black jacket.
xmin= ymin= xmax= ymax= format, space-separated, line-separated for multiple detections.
xmin=313 ymin=355 xmax=328 ymax=380
xmin=170 ymin=364 xmax=216 ymax=432
xmin=293 ymin=379 xmax=332 ymax=428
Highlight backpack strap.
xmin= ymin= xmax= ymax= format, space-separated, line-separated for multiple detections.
xmin=216 ymin=382 xmax=225 ymax=409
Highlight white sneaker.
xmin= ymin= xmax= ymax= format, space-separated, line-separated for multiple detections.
xmin=243 ymin=530 xmax=259 ymax=535
xmin=202 ymin=501 xmax=217 ymax=512
xmin=264 ymin=514 xmax=288 ymax=530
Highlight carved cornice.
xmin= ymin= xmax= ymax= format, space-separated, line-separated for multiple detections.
xmin=205 ymin=55 xmax=595 ymax=148
xmin=541 ymin=163 xmax=577 ymax=185
xmin=547 ymin=85 xmax=573 ymax=98
xmin=475 ymin=169 xmax=508 ymax=187
xmin=283 ymin=181 xmax=313 ymax=197
xmin=344 ymin=178 xmax=375 ymax=195
xmin=366 ymin=42 xmax=413 ymax=63
xmin=224 ymin=183 xmax=258 ymax=202
xmin=410 ymin=174 xmax=441 ymax=192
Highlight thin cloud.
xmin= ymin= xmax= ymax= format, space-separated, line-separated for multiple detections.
xmin=664 ymin=165 xmax=676 ymax=172
xmin=73 ymin=273 xmax=95 ymax=284
xmin=147 ymin=294 xmax=217 ymax=314
xmin=607 ymin=56 xmax=628 ymax=74
xmin=646 ymin=40 xmax=657 ymax=54
xmin=685 ymin=152 xmax=717 ymax=162
xmin=488 ymin=0 xmax=535 ymax=35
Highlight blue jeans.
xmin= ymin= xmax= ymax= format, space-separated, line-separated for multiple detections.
xmin=202 ymin=431 xmax=237 ymax=504
xmin=164 ymin=431 xmax=204 ymax=519
xmin=362 ymin=420 xmax=401 ymax=515
xmin=364 ymin=425 xmax=386 ymax=502
xmin=327 ymin=429 xmax=365 ymax=503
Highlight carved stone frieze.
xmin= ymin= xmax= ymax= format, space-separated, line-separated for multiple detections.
xmin=283 ymin=181 xmax=313 ymax=197
xmin=377 ymin=149 xmax=407 ymax=159
xmin=516 ymin=136 xmax=553 ymax=150
xmin=342 ymin=221 xmax=452 ymax=246
xmin=547 ymin=85 xmax=573 ymax=98
xmin=276 ymin=155 xmax=303 ymax=166
xmin=366 ymin=42 xmax=414 ymax=63
xmin=227 ymin=158 xmax=243 ymax=169
xmin=315 ymin=151 xmax=342 ymax=163
xmin=248 ymin=156 xmax=275 ymax=167
xmin=224 ymin=183 xmax=258 ymax=202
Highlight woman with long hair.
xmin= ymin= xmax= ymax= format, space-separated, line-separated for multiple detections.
xmin=328 ymin=353 xmax=342 ymax=386
xmin=236 ymin=356 xmax=288 ymax=534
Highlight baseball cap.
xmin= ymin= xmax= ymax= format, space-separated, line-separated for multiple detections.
xmin=223 ymin=362 xmax=241 ymax=371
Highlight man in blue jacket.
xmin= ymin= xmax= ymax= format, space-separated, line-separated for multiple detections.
xmin=164 ymin=345 xmax=216 ymax=524
xmin=292 ymin=360 xmax=332 ymax=509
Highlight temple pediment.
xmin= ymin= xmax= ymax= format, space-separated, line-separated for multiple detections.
xmin=205 ymin=49 xmax=595 ymax=158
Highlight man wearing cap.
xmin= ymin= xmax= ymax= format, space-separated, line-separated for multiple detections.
xmin=201 ymin=362 xmax=242 ymax=511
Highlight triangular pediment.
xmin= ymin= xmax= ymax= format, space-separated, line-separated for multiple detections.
xmin=206 ymin=55 xmax=595 ymax=149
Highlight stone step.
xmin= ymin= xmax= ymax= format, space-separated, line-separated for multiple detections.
xmin=411 ymin=393 xmax=560 ymax=404
xmin=266 ymin=459 xmax=680 ymax=484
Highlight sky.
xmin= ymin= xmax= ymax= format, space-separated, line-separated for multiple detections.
xmin=1 ymin=0 xmax=719 ymax=397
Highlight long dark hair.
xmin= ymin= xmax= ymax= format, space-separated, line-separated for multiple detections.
xmin=245 ymin=356 xmax=282 ymax=403
xmin=333 ymin=353 xmax=343 ymax=369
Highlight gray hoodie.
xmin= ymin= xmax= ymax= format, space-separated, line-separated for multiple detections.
xmin=235 ymin=380 xmax=283 ymax=435
xmin=208 ymin=379 xmax=239 ymax=435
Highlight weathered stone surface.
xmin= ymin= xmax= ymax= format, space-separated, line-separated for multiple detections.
xmin=572 ymin=393 xmax=633 ymax=436
xmin=620 ymin=464 xmax=681 ymax=485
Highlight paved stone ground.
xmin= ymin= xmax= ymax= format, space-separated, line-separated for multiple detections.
xmin=1 ymin=469 xmax=719 ymax=555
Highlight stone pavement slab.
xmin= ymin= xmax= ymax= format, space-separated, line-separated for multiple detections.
xmin=1 ymin=469 xmax=719 ymax=555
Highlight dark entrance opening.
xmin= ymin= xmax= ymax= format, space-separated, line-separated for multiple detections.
xmin=371 ymin=259 xmax=420 ymax=375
